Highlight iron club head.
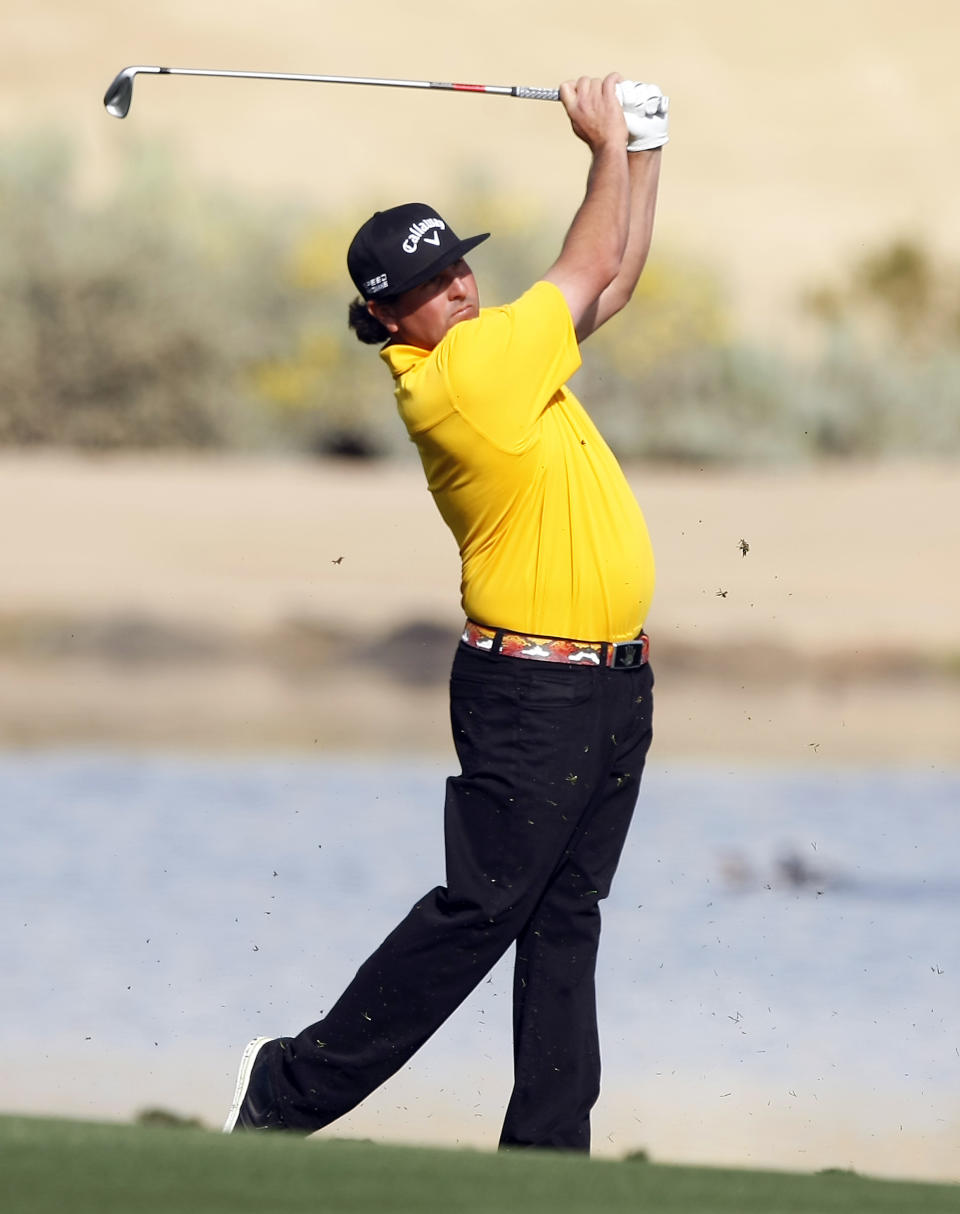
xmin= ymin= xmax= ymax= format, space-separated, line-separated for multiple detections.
xmin=103 ymin=66 xmax=163 ymax=119
xmin=103 ymin=67 xmax=135 ymax=118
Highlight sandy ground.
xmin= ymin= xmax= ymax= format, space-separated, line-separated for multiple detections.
xmin=2 ymin=452 xmax=958 ymax=764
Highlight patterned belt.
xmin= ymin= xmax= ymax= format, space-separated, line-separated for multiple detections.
xmin=461 ymin=620 xmax=649 ymax=670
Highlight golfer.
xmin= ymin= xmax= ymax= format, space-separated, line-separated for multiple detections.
xmin=225 ymin=73 xmax=666 ymax=1152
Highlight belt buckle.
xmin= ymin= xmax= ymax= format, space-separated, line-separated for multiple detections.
xmin=610 ymin=635 xmax=647 ymax=669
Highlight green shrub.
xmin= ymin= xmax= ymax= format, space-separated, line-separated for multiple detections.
xmin=2 ymin=133 xmax=958 ymax=462
xmin=0 ymin=135 xmax=272 ymax=448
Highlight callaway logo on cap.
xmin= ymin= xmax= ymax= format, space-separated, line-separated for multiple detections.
xmin=347 ymin=203 xmax=489 ymax=300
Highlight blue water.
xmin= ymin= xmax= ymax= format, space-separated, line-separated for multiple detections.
xmin=2 ymin=751 xmax=958 ymax=1161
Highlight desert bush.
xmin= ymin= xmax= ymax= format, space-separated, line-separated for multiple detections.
xmin=0 ymin=134 xmax=403 ymax=453
xmin=805 ymin=237 xmax=960 ymax=357
xmin=581 ymin=236 xmax=960 ymax=462
xmin=796 ymin=237 xmax=960 ymax=457
xmin=2 ymin=133 xmax=957 ymax=461
xmin=0 ymin=135 xmax=280 ymax=447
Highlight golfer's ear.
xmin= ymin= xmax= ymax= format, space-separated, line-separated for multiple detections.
xmin=368 ymin=300 xmax=399 ymax=334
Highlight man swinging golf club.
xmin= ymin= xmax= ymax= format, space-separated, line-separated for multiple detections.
xmin=225 ymin=72 xmax=667 ymax=1152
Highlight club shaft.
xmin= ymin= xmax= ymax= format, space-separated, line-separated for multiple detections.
xmin=162 ymin=67 xmax=521 ymax=95
xmin=104 ymin=64 xmax=560 ymax=118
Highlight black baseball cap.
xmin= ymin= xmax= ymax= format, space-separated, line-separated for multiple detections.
xmin=347 ymin=203 xmax=489 ymax=301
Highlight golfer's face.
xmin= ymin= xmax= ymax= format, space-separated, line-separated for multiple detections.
xmin=387 ymin=259 xmax=479 ymax=349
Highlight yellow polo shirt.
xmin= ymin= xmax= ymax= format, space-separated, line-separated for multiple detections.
xmin=380 ymin=280 xmax=654 ymax=642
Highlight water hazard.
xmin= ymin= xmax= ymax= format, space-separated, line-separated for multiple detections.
xmin=3 ymin=751 xmax=958 ymax=1175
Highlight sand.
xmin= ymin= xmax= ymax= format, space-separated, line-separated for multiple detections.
xmin=2 ymin=451 xmax=957 ymax=764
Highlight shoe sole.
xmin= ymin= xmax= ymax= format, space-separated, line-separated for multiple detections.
xmin=222 ymin=1036 xmax=274 ymax=1133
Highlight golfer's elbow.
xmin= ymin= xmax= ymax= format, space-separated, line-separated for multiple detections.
xmin=595 ymin=249 xmax=626 ymax=296
xmin=545 ymin=247 xmax=620 ymax=317
xmin=599 ymin=268 xmax=644 ymax=322
xmin=609 ymin=242 xmax=655 ymax=311
xmin=601 ymin=280 xmax=633 ymax=320
xmin=572 ymin=247 xmax=623 ymax=292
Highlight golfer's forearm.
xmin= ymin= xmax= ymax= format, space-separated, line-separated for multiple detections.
xmin=620 ymin=149 xmax=661 ymax=287
xmin=601 ymin=151 xmax=662 ymax=310
xmin=576 ymin=148 xmax=661 ymax=338
xmin=544 ymin=142 xmax=629 ymax=318
xmin=564 ymin=142 xmax=630 ymax=285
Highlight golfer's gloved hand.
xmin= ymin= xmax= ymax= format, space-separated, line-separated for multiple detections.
xmin=615 ymin=80 xmax=669 ymax=151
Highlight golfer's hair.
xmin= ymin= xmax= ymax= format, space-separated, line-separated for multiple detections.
xmin=348 ymin=297 xmax=391 ymax=346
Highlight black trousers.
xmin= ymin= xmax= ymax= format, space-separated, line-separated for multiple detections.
xmin=269 ymin=640 xmax=654 ymax=1150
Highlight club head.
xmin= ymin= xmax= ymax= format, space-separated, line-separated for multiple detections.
xmin=104 ymin=67 xmax=137 ymax=118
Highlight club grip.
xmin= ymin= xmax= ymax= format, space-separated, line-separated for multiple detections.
xmin=514 ymin=86 xmax=560 ymax=101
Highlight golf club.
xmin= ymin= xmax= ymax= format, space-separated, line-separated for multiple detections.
xmin=103 ymin=65 xmax=561 ymax=119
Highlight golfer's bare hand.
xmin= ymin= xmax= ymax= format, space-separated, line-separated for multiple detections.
xmin=559 ymin=74 xmax=627 ymax=152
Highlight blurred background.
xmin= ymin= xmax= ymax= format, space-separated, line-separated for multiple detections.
xmin=1 ymin=0 xmax=958 ymax=1184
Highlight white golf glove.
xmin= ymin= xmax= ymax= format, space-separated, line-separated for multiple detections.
xmin=615 ymin=80 xmax=669 ymax=151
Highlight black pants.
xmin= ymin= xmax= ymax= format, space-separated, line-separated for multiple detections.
xmin=270 ymin=641 xmax=654 ymax=1150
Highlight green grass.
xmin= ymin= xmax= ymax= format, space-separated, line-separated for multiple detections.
xmin=3 ymin=1114 xmax=957 ymax=1214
